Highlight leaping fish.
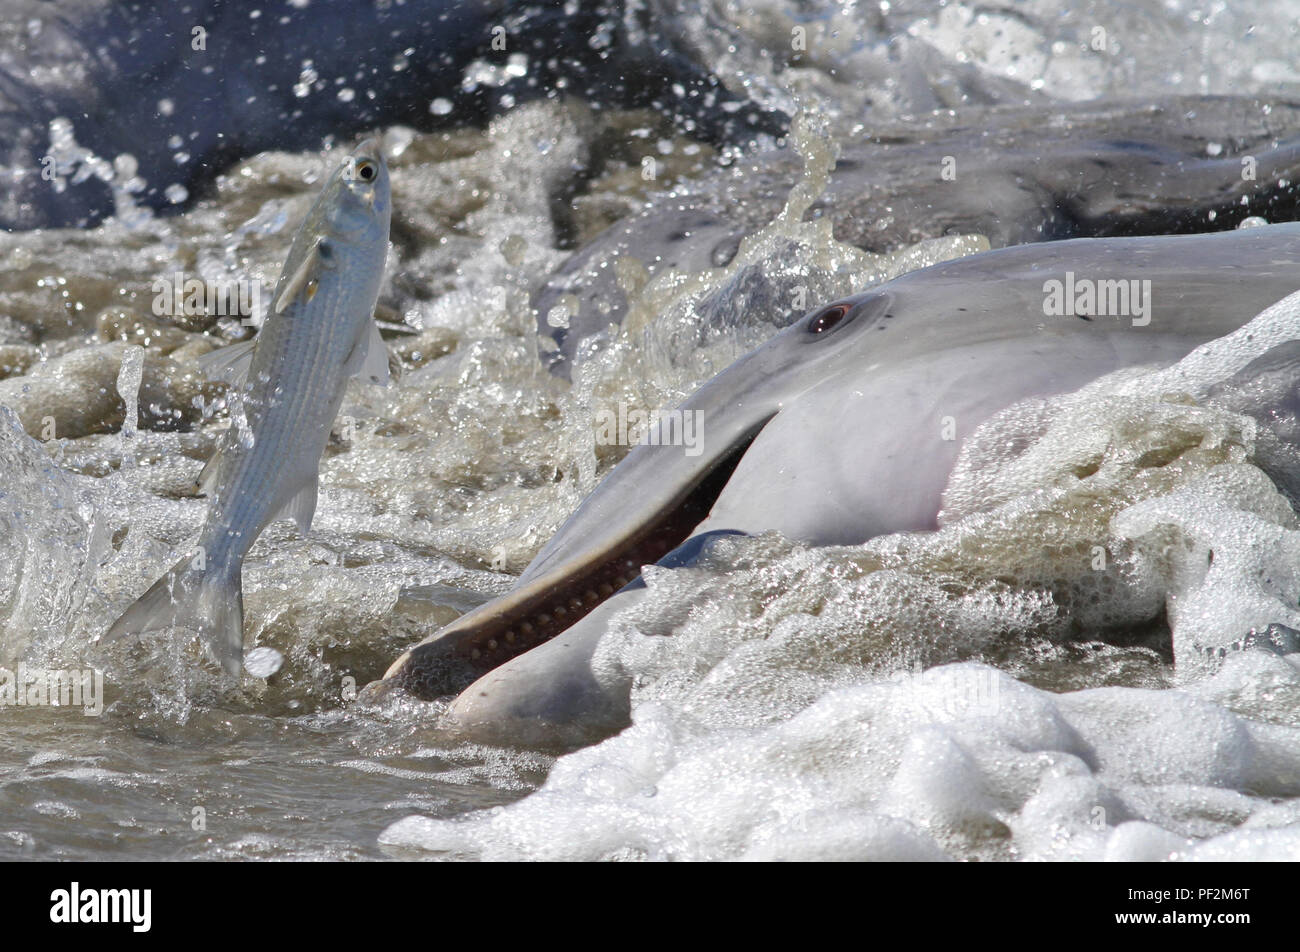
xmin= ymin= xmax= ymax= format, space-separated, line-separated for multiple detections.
xmin=103 ymin=139 xmax=393 ymax=674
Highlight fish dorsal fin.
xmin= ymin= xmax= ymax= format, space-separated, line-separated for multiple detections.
xmin=195 ymin=338 xmax=257 ymax=389
xmin=273 ymin=236 xmax=327 ymax=315
xmin=272 ymin=473 xmax=319 ymax=536
xmin=347 ymin=317 xmax=396 ymax=386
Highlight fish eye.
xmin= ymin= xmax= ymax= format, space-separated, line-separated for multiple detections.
xmin=807 ymin=303 xmax=850 ymax=334
xmin=355 ymin=160 xmax=377 ymax=182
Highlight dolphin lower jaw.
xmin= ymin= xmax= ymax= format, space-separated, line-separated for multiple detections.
xmin=381 ymin=416 xmax=777 ymax=700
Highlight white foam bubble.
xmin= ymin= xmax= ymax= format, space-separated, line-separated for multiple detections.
xmin=380 ymin=660 xmax=1300 ymax=860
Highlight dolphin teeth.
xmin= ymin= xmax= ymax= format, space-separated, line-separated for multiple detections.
xmin=520 ymin=622 xmax=534 ymax=635
xmin=471 ymin=648 xmax=481 ymax=660
xmin=598 ymin=583 xmax=613 ymax=597
xmin=505 ymin=631 xmax=516 ymax=644
xmin=536 ymin=613 xmax=551 ymax=626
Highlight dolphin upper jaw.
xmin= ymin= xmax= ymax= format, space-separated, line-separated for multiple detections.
xmin=375 ymin=398 xmax=783 ymax=701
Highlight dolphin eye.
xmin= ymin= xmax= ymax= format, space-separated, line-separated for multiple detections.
xmin=808 ymin=303 xmax=849 ymax=334
xmin=355 ymin=160 xmax=377 ymax=182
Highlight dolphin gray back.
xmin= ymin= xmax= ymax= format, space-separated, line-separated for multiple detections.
xmin=536 ymin=96 xmax=1300 ymax=373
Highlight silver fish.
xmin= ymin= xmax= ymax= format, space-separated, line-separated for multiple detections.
xmin=104 ymin=139 xmax=393 ymax=673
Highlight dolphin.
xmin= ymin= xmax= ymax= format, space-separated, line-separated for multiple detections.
xmin=0 ymin=0 xmax=784 ymax=230
xmin=536 ymin=95 xmax=1300 ymax=370
xmin=371 ymin=223 xmax=1300 ymax=745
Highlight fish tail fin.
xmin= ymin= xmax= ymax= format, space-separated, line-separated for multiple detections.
xmin=103 ymin=553 xmax=245 ymax=675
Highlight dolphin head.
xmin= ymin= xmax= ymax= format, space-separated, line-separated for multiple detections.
xmin=369 ymin=224 xmax=1300 ymax=748
xmin=376 ymin=289 xmax=893 ymax=700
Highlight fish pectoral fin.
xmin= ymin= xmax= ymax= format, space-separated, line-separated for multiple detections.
xmin=195 ymin=426 xmax=237 ymax=497
xmin=347 ymin=318 xmax=396 ymax=386
xmin=274 ymin=474 xmax=319 ymax=536
xmin=196 ymin=406 xmax=254 ymax=496
xmin=196 ymin=450 xmax=223 ymax=497
xmin=273 ymin=237 xmax=327 ymax=315
xmin=195 ymin=338 xmax=257 ymax=388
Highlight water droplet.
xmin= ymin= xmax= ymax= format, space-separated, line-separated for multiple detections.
xmin=113 ymin=153 xmax=138 ymax=179
xmin=294 ymin=65 xmax=318 ymax=98
xmin=244 ymin=646 xmax=284 ymax=678
xmin=499 ymin=234 xmax=527 ymax=266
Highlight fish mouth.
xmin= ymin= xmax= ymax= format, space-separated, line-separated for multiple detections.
xmin=381 ymin=415 xmax=776 ymax=700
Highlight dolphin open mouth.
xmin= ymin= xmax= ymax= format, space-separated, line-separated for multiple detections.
xmin=384 ymin=414 xmax=777 ymax=700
